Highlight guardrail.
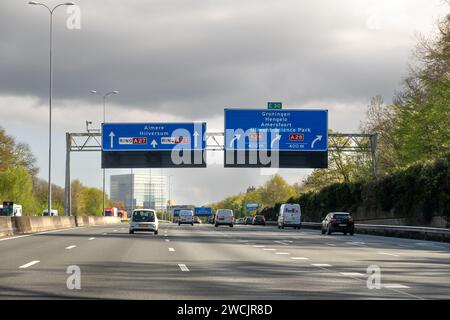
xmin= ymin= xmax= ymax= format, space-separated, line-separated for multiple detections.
xmin=265 ymin=221 xmax=450 ymax=242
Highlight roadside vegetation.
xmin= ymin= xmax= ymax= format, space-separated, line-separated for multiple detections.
xmin=211 ymin=15 xmax=450 ymax=225
xmin=0 ymin=127 xmax=107 ymax=216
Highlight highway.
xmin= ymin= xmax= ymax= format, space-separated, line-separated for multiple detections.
xmin=0 ymin=223 xmax=449 ymax=299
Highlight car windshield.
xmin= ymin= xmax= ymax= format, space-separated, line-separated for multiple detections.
xmin=132 ymin=211 xmax=155 ymax=222
xmin=255 ymin=216 xmax=264 ymax=221
xmin=104 ymin=211 xmax=112 ymax=216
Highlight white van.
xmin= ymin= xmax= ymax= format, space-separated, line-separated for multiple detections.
xmin=278 ymin=204 xmax=301 ymax=229
xmin=129 ymin=209 xmax=159 ymax=235
xmin=215 ymin=209 xmax=234 ymax=227
xmin=178 ymin=210 xmax=194 ymax=226
xmin=43 ymin=209 xmax=58 ymax=216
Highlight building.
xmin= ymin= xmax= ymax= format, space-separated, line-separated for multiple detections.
xmin=110 ymin=172 xmax=167 ymax=213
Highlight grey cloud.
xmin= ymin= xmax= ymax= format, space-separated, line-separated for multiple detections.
xmin=1 ymin=0 xmax=443 ymax=119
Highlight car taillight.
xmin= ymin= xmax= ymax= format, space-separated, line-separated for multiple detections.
xmin=331 ymin=218 xmax=336 ymax=222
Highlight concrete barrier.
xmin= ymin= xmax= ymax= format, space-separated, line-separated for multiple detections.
xmin=274 ymin=221 xmax=450 ymax=243
xmin=0 ymin=217 xmax=14 ymax=237
xmin=0 ymin=216 xmax=121 ymax=237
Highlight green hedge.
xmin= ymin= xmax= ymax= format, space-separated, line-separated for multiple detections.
xmin=262 ymin=155 xmax=450 ymax=225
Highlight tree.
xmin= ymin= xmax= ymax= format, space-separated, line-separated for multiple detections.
xmin=78 ymin=187 xmax=106 ymax=216
xmin=0 ymin=127 xmax=39 ymax=177
xmin=0 ymin=166 xmax=38 ymax=215
xmin=71 ymin=179 xmax=84 ymax=216
xmin=360 ymin=95 xmax=399 ymax=175
xmin=393 ymin=14 xmax=450 ymax=166
xmin=259 ymin=175 xmax=296 ymax=207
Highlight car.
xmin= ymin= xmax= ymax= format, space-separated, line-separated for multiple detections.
xmin=207 ymin=215 xmax=215 ymax=224
xmin=243 ymin=216 xmax=253 ymax=225
xmin=252 ymin=215 xmax=266 ymax=226
xmin=179 ymin=209 xmax=194 ymax=226
xmin=129 ymin=209 xmax=159 ymax=235
xmin=215 ymin=209 xmax=234 ymax=227
xmin=321 ymin=212 xmax=354 ymax=235
xmin=193 ymin=216 xmax=202 ymax=224
xmin=278 ymin=203 xmax=301 ymax=229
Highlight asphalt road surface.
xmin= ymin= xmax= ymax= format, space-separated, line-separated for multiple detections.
xmin=0 ymin=223 xmax=449 ymax=299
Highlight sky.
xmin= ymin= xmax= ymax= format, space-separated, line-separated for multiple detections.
xmin=0 ymin=0 xmax=448 ymax=206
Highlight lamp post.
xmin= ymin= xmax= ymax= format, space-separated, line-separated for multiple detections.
xmin=90 ymin=90 xmax=119 ymax=215
xmin=29 ymin=1 xmax=76 ymax=216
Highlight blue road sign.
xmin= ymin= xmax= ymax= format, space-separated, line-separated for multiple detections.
xmin=194 ymin=207 xmax=212 ymax=216
xmin=173 ymin=208 xmax=181 ymax=217
xmin=245 ymin=203 xmax=259 ymax=211
xmin=102 ymin=122 xmax=206 ymax=151
xmin=224 ymin=109 xmax=328 ymax=151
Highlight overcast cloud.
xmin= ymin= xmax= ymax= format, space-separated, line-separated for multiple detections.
xmin=0 ymin=0 xmax=448 ymax=205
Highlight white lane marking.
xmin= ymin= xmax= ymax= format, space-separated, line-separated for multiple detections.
xmin=65 ymin=245 xmax=77 ymax=250
xmin=274 ymin=241 xmax=289 ymax=246
xmin=18 ymin=260 xmax=40 ymax=269
xmin=263 ymin=248 xmax=276 ymax=251
xmin=0 ymin=227 xmax=86 ymax=242
xmin=384 ymin=284 xmax=410 ymax=289
xmin=275 ymin=252 xmax=290 ymax=255
xmin=165 ymin=239 xmax=170 ymax=242
xmin=346 ymin=241 xmax=366 ymax=246
xmin=291 ymin=257 xmax=309 ymax=260
xmin=169 ymin=248 xmax=175 ymax=252
xmin=378 ymin=252 xmax=400 ymax=257
xmin=178 ymin=264 xmax=189 ymax=272
xmin=88 ymin=237 xmax=95 ymax=240
xmin=253 ymin=245 xmax=265 ymax=248
xmin=340 ymin=272 xmax=364 ymax=276
xmin=113 ymin=229 xmax=118 ymax=232
xmin=102 ymin=233 xmax=107 ymax=235
xmin=164 ymin=234 xmax=168 ymax=237
xmin=326 ymin=243 xmax=336 ymax=246
xmin=312 ymin=264 xmax=332 ymax=267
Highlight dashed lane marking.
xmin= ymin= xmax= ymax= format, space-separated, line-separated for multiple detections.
xmin=18 ymin=260 xmax=40 ymax=269
xmin=178 ymin=264 xmax=189 ymax=272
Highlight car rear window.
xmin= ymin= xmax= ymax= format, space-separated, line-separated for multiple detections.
xmin=132 ymin=211 xmax=155 ymax=222
xmin=333 ymin=214 xmax=350 ymax=219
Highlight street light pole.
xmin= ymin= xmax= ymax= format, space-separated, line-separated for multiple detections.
xmin=90 ymin=90 xmax=119 ymax=215
xmin=29 ymin=1 xmax=75 ymax=216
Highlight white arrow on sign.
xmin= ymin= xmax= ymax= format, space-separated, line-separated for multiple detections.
xmin=109 ymin=131 xmax=115 ymax=148
xmin=311 ymin=135 xmax=322 ymax=148
xmin=151 ymin=139 xmax=158 ymax=148
xmin=229 ymin=134 xmax=241 ymax=148
xmin=193 ymin=131 xmax=199 ymax=148
xmin=270 ymin=134 xmax=282 ymax=148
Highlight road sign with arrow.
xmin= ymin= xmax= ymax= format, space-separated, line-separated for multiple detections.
xmin=102 ymin=122 xmax=206 ymax=151
xmin=224 ymin=109 xmax=327 ymax=151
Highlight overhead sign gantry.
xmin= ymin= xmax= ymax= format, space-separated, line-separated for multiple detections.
xmin=224 ymin=109 xmax=328 ymax=168
xmin=101 ymin=122 xmax=207 ymax=168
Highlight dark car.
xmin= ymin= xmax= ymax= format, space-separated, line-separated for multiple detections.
xmin=252 ymin=215 xmax=266 ymax=226
xmin=321 ymin=212 xmax=354 ymax=235
xmin=243 ymin=216 xmax=253 ymax=225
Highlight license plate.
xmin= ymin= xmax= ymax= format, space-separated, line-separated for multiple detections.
xmin=140 ymin=224 xmax=148 ymax=227
xmin=339 ymin=224 xmax=347 ymax=227
xmin=219 ymin=217 xmax=224 ymax=220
